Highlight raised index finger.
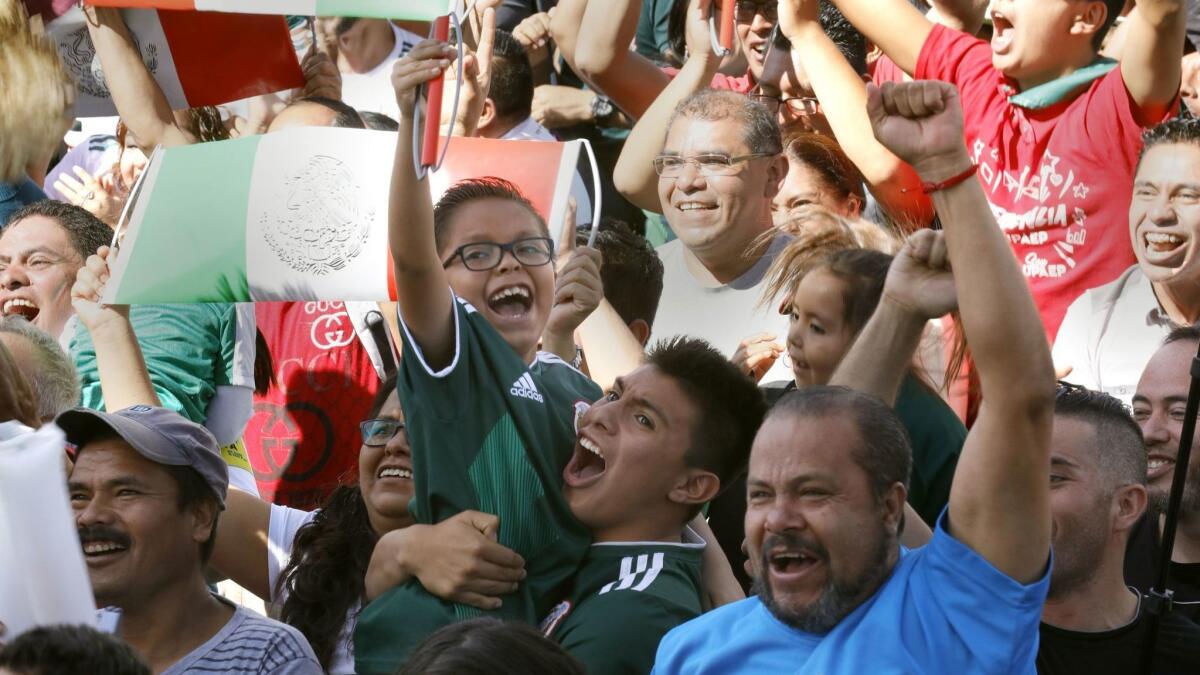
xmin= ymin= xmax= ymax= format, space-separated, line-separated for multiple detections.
xmin=558 ymin=196 xmax=578 ymax=256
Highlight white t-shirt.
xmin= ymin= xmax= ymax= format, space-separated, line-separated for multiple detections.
xmin=653 ymin=233 xmax=794 ymax=383
xmin=1053 ymin=265 xmax=1178 ymax=405
xmin=267 ymin=504 xmax=358 ymax=675
xmin=340 ymin=23 xmax=421 ymax=121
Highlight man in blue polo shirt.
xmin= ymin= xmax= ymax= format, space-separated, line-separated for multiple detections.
xmin=653 ymin=79 xmax=1056 ymax=674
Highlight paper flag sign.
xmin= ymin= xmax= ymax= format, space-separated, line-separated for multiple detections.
xmin=86 ymin=0 xmax=454 ymax=20
xmin=102 ymin=127 xmax=581 ymax=304
xmin=42 ymin=6 xmax=304 ymax=117
xmin=0 ymin=424 xmax=97 ymax=639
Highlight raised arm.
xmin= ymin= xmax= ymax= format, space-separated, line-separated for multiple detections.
xmin=390 ymin=41 xmax=462 ymax=370
xmin=1119 ymin=0 xmax=1186 ymax=125
xmin=70 ymin=248 xmax=159 ymax=409
xmin=829 ymin=229 xmax=955 ymax=404
xmin=826 ymin=0 xmax=934 ymax=76
xmin=778 ymin=0 xmax=932 ymax=228
xmin=552 ymin=0 xmax=672 ymax=119
xmin=926 ymin=0 xmax=990 ymax=35
xmin=867 ymin=81 xmax=1054 ymax=582
xmin=82 ymin=7 xmax=197 ymax=149
xmin=613 ymin=0 xmax=719 ymax=212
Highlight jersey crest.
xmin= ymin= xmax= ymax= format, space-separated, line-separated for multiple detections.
xmin=539 ymin=599 xmax=573 ymax=636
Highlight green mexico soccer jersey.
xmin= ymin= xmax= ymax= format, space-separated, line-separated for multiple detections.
xmin=541 ymin=529 xmax=706 ymax=675
xmin=353 ymin=295 xmax=602 ymax=674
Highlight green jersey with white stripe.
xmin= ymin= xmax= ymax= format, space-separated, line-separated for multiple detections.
xmin=354 ymin=295 xmax=601 ymax=674
xmin=541 ymin=529 xmax=706 ymax=675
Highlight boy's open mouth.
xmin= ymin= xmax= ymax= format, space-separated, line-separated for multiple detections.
xmin=563 ymin=435 xmax=607 ymax=488
xmin=487 ymin=284 xmax=533 ymax=317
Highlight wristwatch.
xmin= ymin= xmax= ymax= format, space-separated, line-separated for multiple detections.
xmin=590 ymin=94 xmax=616 ymax=123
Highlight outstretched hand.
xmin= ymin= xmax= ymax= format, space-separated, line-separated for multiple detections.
xmin=882 ymin=229 xmax=957 ymax=320
xmin=866 ymin=80 xmax=971 ymax=182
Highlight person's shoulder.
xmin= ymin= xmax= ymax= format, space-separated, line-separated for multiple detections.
xmin=1067 ymin=264 xmax=1143 ymax=317
xmin=533 ymin=352 xmax=603 ymax=396
xmin=660 ymin=596 xmax=763 ymax=645
xmin=227 ymin=608 xmax=319 ymax=663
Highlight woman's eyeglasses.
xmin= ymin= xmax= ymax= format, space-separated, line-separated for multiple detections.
xmin=360 ymin=418 xmax=407 ymax=447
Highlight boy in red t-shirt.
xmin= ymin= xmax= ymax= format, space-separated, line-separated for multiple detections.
xmin=830 ymin=0 xmax=1184 ymax=339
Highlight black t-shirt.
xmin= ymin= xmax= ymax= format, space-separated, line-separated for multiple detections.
xmin=1037 ymin=606 xmax=1200 ymax=674
xmin=1125 ymin=514 xmax=1200 ymax=622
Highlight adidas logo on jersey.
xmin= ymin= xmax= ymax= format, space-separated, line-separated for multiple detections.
xmin=510 ymin=373 xmax=544 ymax=403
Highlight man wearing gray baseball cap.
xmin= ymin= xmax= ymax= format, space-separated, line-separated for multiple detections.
xmin=60 ymin=405 xmax=322 ymax=675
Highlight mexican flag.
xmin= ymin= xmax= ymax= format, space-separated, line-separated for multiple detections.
xmin=103 ymin=127 xmax=582 ymax=303
xmin=86 ymin=0 xmax=454 ymax=20
xmin=41 ymin=6 xmax=303 ymax=116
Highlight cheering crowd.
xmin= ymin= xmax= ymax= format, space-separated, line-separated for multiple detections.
xmin=3 ymin=0 xmax=1200 ymax=673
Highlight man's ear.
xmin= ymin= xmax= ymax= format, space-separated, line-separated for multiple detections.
xmin=190 ymin=497 xmax=220 ymax=548
xmin=1069 ymin=2 xmax=1108 ymax=42
xmin=668 ymin=469 xmax=721 ymax=508
xmin=880 ymin=482 xmax=907 ymax=537
xmin=628 ymin=318 xmax=651 ymax=346
xmin=477 ymin=98 xmax=498 ymax=133
xmin=763 ymin=154 xmax=788 ymax=201
xmin=1114 ymin=483 xmax=1148 ymax=533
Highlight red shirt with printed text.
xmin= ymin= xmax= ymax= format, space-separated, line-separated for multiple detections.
xmin=916 ymin=25 xmax=1172 ymax=340
xmin=245 ymin=301 xmax=380 ymax=508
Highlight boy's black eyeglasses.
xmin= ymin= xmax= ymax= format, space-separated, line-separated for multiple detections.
xmin=360 ymin=419 xmax=407 ymax=447
xmin=441 ymin=237 xmax=556 ymax=272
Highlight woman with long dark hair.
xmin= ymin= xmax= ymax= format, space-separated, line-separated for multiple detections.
xmin=210 ymin=375 xmax=525 ymax=673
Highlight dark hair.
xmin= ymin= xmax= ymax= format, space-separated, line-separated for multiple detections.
xmin=163 ymin=464 xmax=221 ymax=564
xmin=765 ymin=2 xmax=866 ymax=76
xmin=768 ymin=386 xmax=912 ymax=500
xmin=820 ymin=248 xmax=892 ymax=335
xmin=397 ymin=617 xmax=586 ymax=675
xmin=432 ymin=177 xmax=548 ymax=253
xmin=1054 ymin=382 xmax=1146 ymax=488
xmin=182 ymin=106 xmax=231 ymax=142
xmin=0 ymin=624 xmax=150 ymax=675
xmin=782 ymin=131 xmax=867 ymax=211
xmin=664 ymin=0 xmax=690 ymax=68
xmin=359 ymin=111 xmax=400 ymax=131
xmin=275 ymin=373 xmax=398 ymax=670
xmin=488 ymin=30 xmax=535 ymax=123
xmin=1094 ymin=0 xmax=1125 ymax=50
xmin=1165 ymin=323 xmax=1200 ymax=345
xmin=288 ymin=96 xmax=366 ymax=129
xmin=645 ymin=337 xmax=768 ymax=503
xmin=818 ymin=1 xmax=868 ymax=76
xmin=576 ymin=219 xmax=664 ymax=330
xmin=3 ymin=200 xmax=111 ymax=258
xmin=1139 ymin=118 xmax=1200 ymax=170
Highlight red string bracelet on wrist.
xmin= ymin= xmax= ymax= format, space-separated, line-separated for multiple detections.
xmin=921 ymin=164 xmax=979 ymax=194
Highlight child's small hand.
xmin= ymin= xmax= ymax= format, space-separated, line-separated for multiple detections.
xmin=392 ymin=40 xmax=457 ymax=116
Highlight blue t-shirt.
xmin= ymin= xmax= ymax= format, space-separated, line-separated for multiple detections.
xmin=652 ymin=513 xmax=1050 ymax=675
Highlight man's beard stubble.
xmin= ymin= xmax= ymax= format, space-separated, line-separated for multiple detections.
xmin=752 ymin=523 xmax=894 ymax=634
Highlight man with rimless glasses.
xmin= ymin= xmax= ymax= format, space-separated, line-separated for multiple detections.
xmin=649 ymin=87 xmax=795 ymax=384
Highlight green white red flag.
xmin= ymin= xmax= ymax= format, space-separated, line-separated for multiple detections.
xmin=85 ymin=0 xmax=454 ymax=20
xmin=103 ymin=129 xmax=582 ymax=303
xmin=41 ymin=7 xmax=303 ymax=116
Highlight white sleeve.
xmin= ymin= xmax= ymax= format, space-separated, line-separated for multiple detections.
xmin=266 ymin=504 xmax=319 ymax=605
xmin=230 ymin=303 xmax=257 ymax=389
xmin=1052 ymin=292 xmax=1099 ymax=390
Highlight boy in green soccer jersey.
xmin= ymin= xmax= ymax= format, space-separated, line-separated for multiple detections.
xmin=352 ymin=37 xmax=608 ymax=673
xmin=544 ymin=337 xmax=767 ymax=674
